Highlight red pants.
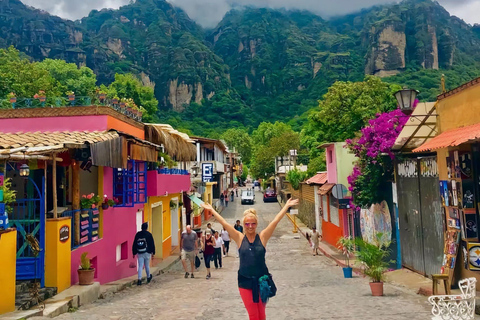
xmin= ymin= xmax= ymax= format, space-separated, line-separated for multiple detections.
xmin=239 ymin=288 xmax=266 ymax=320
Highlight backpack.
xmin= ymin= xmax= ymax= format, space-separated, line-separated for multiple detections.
xmin=136 ymin=237 xmax=147 ymax=253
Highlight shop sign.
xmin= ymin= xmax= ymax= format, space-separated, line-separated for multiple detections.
xmin=420 ymin=157 xmax=438 ymax=177
xmin=202 ymin=163 xmax=214 ymax=182
xmin=397 ymin=159 xmax=418 ymax=177
xmin=59 ymin=225 xmax=70 ymax=243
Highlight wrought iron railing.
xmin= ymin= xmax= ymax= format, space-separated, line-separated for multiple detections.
xmin=61 ymin=208 xmax=100 ymax=250
xmin=157 ymin=168 xmax=189 ymax=175
xmin=0 ymin=96 xmax=143 ymax=122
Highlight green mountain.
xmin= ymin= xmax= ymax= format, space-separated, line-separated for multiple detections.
xmin=1 ymin=0 xmax=480 ymax=134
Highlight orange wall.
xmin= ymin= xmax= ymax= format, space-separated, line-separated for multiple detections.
xmin=162 ymin=237 xmax=172 ymax=259
xmin=107 ymin=116 xmax=144 ymax=139
xmin=322 ymin=220 xmax=343 ymax=247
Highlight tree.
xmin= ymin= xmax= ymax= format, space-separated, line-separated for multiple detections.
xmin=108 ymin=73 xmax=158 ymax=122
xmin=37 ymin=59 xmax=97 ymax=96
xmin=302 ymin=76 xmax=401 ymax=145
xmin=0 ymin=47 xmax=56 ymax=101
xmin=221 ymin=128 xmax=253 ymax=165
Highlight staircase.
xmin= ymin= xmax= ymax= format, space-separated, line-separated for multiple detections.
xmin=15 ymin=280 xmax=57 ymax=310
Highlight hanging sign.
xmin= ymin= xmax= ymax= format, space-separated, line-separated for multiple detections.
xmin=0 ymin=173 xmax=4 ymax=187
xmin=59 ymin=225 xmax=70 ymax=243
xmin=202 ymin=163 xmax=214 ymax=182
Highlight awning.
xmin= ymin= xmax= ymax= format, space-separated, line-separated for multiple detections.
xmin=306 ymin=172 xmax=327 ymax=185
xmin=413 ymin=122 xmax=480 ymax=153
xmin=392 ymin=102 xmax=437 ymax=151
xmin=188 ymin=195 xmax=204 ymax=206
xmin=318 ymin=183 xmax=335 ymax=195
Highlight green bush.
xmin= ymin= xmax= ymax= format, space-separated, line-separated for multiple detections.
xmin=354 ymin=235 xmax=392 ymax=283
xmin=286 ymin=168 xmax=307 ymax=190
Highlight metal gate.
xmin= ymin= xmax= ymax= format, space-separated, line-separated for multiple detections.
xmin=396 ymin=157 xmax=444 ymax=276
xmin=9 ymin=177 xmax=45 ymax=287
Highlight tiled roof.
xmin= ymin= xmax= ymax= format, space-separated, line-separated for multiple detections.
xmin=413 ymin=122 xmax=480 ymax=153
xmin=318 ymin=183 xmax=335 ymax=195
xmin=0 ymin=131 xmax=119 ymax=152
xmin=306 ymin=172 xmax=327 ymax=185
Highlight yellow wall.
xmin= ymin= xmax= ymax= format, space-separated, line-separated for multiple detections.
xmin=0 ymin=229 xmax=16 ymax=314
xmin=144 ymin=193 xmax=182 ymax=259
xmin=45 ymin=218 xmax=72 ymax=293
xmin=437 ymin=83 xmax=480 ymax=132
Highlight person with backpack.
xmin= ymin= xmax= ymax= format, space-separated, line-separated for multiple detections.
xmin=132 ymin=222 xmax=155 ymax=285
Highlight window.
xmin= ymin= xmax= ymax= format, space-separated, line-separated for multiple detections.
xmin=116 ymin=242 xmax=128 ymax=262
xmin=329 ymin=194 xmax=340 ymax=227
xmin=322 ymin=195 xmax=329 ymax=222
xmin=113 ymin=160 xmax=147 ymax=207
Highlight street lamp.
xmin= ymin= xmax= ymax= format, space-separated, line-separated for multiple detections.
xmin=394 ymin=88 xmax=419 ymax=115
xmin=19 ymin=163 xmax=29 ymax=177
xmin=191 ymin=162 xmax=199 ymax=177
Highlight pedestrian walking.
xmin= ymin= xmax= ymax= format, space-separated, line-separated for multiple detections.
xmin=202 ymin=230 xmax=215 ymax=279
xmin=180 ymin=225 xmax=198 ymax=278
xmin=225 ymin=192 xmax=229 ymax=207
xmin=221 ymin=228 xmax=230 ymax=257
xmin=132 ymin=222 xmax=155 ymax=285
xmin=205 ymin=222 xmax=215 ymax=235
xmin=234 ymin=220 xmax=243 ymax=258
xmin=220 ymin=193 xmax=225 ymax=206
xmin=236 ymin=188 xmax=239 ymax=197
xmin=213 ymin=231 xmax=224 ymax=268
xmin=311 ymin=227 xmax=322 ymax=256
xmin=201 ymin=198 xmax=299 ymax=320
xmin=230 ymin=190 xmax=235 ymax=202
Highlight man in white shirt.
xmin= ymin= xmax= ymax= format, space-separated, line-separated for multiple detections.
xmin=213 ymin=231 xmax=224 ymax=268
xmin=221 ymin=229 xmax=230 ymax=257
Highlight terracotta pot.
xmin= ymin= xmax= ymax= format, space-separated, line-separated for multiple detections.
xmin=9 ymin=97 xmax=16 ymax=103
xmin=68 ymin=95 xmax=75 ymax=101
xmin=78 ymin=269 xmax=95 ymax=285
xmin=369 ymin=282 xmax=384 ymax=296
xmin=112 ymin=98 xmax=118 ymax=104
xmin=39 ymin=96 xmax=46 ymax=102
xmin=99 ymin=93 xmax=106 ymax=100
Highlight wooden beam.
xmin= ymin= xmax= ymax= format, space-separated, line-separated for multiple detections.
xmin=72 ymin=159 xmax=80 ymax=245
xmin=44 ymin=161 xmax=47 ymax=215
xmin=52 ymin=153 xmax=57 ymax=219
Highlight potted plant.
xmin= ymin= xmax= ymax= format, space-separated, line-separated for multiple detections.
xmin=77 ymin=252 xmax=95 ymax=285
xmin=34 ymin=90 xmax=46 ymax=103
xmin=337 ymin=236 xmax=355 ymax=278
xmin=98 ymin=89 xmax=107 ymax=101
xmin=112 ymin=96 xmax=119 ymax=105
xmin=66 ymin=90 xmax=75 ymax=101
xmin=81 ymin=193 xmax=101 ymax=211
xmin=7 ymin=92 xmax=16 ymax=103
xmin=170 ymin=200 xmax=177 ymax=209
xmin=101 ymin=194 xmax=115 ymax=210
xmin=355 ymin=235 xmax=392 ymax=296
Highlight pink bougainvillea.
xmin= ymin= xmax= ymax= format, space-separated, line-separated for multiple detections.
xmin=346 ymin=107 xmax=410 ymax=208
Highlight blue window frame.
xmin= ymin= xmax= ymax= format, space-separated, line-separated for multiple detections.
xmin=113 ymin=160 xmax=147 ymax=207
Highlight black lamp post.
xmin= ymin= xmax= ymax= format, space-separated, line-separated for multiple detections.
xmin=394 ymin=88 xmax=419 ymax=115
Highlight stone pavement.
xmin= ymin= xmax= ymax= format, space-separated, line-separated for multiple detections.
xmin=31 ymin=188 xmax=433 ymax=320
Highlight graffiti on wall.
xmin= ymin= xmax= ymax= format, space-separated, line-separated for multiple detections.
xmin=360 ymin=201 xmax=392 ymax=245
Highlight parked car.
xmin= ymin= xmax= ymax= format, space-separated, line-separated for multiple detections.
xmin=263 ymin=188 xmax=277 ymax=203
xmin=241 ymin=189 xmax=255 ymax=205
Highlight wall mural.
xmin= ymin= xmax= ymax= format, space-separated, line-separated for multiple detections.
xmin=360 ymin=200 xmax=392 ymax=246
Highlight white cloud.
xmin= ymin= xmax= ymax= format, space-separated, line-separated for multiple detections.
xmin=19 ymin=0 xmax=480 ymax=26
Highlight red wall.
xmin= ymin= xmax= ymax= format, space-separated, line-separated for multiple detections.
xmin=70 ymin=167 xmax=144 ymax=285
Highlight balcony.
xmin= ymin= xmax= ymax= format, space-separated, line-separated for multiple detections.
xmin=147 ymin=169 xmax=191 ymax=197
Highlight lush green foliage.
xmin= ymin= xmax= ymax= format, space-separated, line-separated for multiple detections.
xmin=221 ymin=128 xmax=253 ymax=165
xmin=0 ymin=178 xmax=16 ymax=214
xmin=286 ymin=169 xmax=308 ymax=190
xmin=355 ymin=235 xmax=392 ymax=283
xmin=79 ymin=252 xmax=92 ymax=270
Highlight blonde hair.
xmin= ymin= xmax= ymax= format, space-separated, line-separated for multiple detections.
xmin=243 ymin=208 xmax=258 ymax=224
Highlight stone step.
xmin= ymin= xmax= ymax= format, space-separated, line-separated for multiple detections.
xmin=15 ymin=286 xmax=57 ymax=310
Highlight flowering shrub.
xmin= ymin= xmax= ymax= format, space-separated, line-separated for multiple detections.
xmin=346 ymin=108 xmax=409 ymax=208
xmin=80 ymin=193 xmax=101 ymax=209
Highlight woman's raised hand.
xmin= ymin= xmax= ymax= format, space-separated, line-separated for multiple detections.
xmin=201 ymin=202 xmax=214 ymax=211
xmin=285 ymin=198 xmax=299 ymax=208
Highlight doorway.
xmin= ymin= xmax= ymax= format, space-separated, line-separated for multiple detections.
xmin=171 ymin=197 xmax=179 ymax=248
xmin=151 ymin=202 xmax=163 ymax=259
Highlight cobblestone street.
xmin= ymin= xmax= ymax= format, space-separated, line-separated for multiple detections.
xmin=38 ymin=189 xmax=432 ymax=320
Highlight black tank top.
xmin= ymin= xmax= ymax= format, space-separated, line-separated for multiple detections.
xmin=238 ymin=234 xmax=269 ymax=290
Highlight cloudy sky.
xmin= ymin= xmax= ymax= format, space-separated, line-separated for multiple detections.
xmin=21 ymin=0 xmax=480 ymax=28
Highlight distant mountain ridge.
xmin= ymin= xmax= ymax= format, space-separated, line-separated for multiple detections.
xmin=1 ymin=0 xmax=480 ymax=132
